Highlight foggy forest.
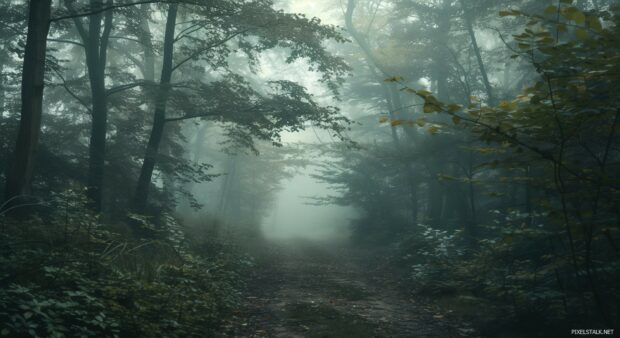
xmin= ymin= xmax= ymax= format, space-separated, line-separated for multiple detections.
xmin=0 ymin=0 xmax=619 ymax=336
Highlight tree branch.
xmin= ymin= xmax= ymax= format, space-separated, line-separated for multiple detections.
xmin=50 ymin=67 xmax=92 ymax=112
xmin=106 ymin=80 xmax=157 ymax=96
xmin=171 ymin=29 xmax=251 ymax=72
xmin=48 ymin=38 xmax=85 ymax=47
xmin=51 ymin=0 xmax=200 ymax=22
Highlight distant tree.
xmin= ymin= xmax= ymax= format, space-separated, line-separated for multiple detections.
xmin=130 ymin=0 xmax=352 ymax=212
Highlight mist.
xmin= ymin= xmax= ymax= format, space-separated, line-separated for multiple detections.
xmin=1 ymin=0 xmax=619 ymax=336
xmin=263 ymin=170 xmax=355 ymax=241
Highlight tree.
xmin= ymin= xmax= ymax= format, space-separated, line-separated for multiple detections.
xmin=131 ymin=0 xmax=352 ymax=212
xmin=3 ymin=0 xmax=52 ymax=210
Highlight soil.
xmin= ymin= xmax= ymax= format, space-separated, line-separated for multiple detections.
xmin=220 ymin=239 xmax=472 ymax=338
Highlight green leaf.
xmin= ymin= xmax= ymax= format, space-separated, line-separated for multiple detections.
xmin=452 ymin=116 xmax=461 ymax=125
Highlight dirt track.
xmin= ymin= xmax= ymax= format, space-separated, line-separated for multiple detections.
xmin=221 ymin=240 xmax=466 ymax=338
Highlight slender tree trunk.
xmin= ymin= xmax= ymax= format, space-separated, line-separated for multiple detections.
xmin=138 ymin=4 xmax=155 ymax=83
xmin=4 ymin=0 xmax=52 ymax=208
xmin=460 ymin=0 xmax=494 ymax=105
xmin=346 ymin=0 xmax=419 ymax=224
xmin=69 ymin=0 xmax=113 ymax=212
xmin=468 ymin=151 xmax=477 ymax=226
xmin=132 ymin=3 xmax=178 ymax=212
xmin=426 ymin=0 xmax=451 ymax=227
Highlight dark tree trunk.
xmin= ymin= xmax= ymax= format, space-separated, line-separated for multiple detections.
xmin=428 ymin=177 xmax=444 ymax=227
xmin=426 ymin=0 xmax=451 ymax=227
xmin=69 ymin=0 xmax=113 ymax=212
xmin=132 ymin=4 xmax=178 ymax=212
xmin=4 ymin=0 xmax=51 ymax=208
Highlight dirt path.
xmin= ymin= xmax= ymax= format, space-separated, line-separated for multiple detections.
xmin=220 ymin=240 xmax=464 ymax=338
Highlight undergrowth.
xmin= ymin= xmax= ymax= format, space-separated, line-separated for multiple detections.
xmin=0 ymin=191 xmax=244 ymax=337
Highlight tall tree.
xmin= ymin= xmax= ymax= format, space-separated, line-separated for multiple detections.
xmin=131 ymin=1 xmax=351 ymax=212
xmin=66 ymin=0 xmax=113 ymax=212
xmin=132 ymin=3 xmax=178 ymax=212
xmin=4 ymin=0 xmax=52 ymax=208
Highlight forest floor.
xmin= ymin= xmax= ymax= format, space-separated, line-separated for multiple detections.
xmin=220 ymin=239 xmax=471 ymax=338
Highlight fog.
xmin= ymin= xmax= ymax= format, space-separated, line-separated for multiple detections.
xmin=263 ymin=169 xmax=355 ymax=241
xmin=2 ymin=0 xmax=618 ymax=336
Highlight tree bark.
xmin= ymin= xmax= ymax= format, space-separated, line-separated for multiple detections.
xmin=132 ymin=3 xmax=178 ymax=212
xmin=68 ymin=0 xmax=113 ymax=212
xmin=345 ymin=0 xmax=419 ymax=224
xmin=460 ymin=0 xmax=494 ymax=105
xmin=4 ymin=0 xmax=52 ymax=208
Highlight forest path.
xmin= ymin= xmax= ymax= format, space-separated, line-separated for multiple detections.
xmin=221 ymin=240 xmax=461 ymax=337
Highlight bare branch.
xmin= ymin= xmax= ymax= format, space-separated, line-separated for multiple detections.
xmin=106 ymin=80 xmax=157 ymax=96
xmin=50 ymin=68 xmax=92 ymax=112
xmin=47 ymin=38 xmax=85 ymax=47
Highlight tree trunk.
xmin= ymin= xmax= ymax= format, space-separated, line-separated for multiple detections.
xmin=138 ymin=4 xmax=155 ymax=83
xmin=69 ymin=0 xmax=113 ymax=212
xmin=346 ymin=0 xmax=419 ymax=225
xmin=460 ymin=0 xmax=494 ymax=105
xmin=132 ymin=3 xmax=178 ymax=212
xmin=4 ymin=0 xmax=51 ymax=208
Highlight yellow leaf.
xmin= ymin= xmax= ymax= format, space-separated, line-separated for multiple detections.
xmin=575 ymin=28 xmax=588 ymax=40
xmin=378 ymin=116 xmax=389 ymax=123
xmin=391 ymin=119 xmax=403 ymax=126
xmin=447 ymin=103 xmax=461 ymax=113
xmin=416 ymin=118 xmax=426 ymax=127
xmin=588 ymin=16 xmax=602 ymax=32
xmin=499 ymin=10 xmax=520 ymax=17
xmin=556 ymin=24 xmax=567 ymax=33
xmin=428 ymin=126 xmax=440 ymax=135
xmin=572 ymin=11 xmax=586 ymax=24
xmin=384 ymin=76 xmax=404 ymax=82
xmin=544 ymin=5 xmax=557 ymax=14
xmin=416 ymin=89 xmax=432 ymax=97
xmin=499 ymin=100 xmax=517 ymax=110
xmin=423 ymin=103 xmax=440 ymax=113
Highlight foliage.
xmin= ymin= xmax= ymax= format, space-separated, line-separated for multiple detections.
xmin=0 ymin=191 xmax=242 ymax=337
xmin=385 ymin=0 xmax=620 ymax=332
